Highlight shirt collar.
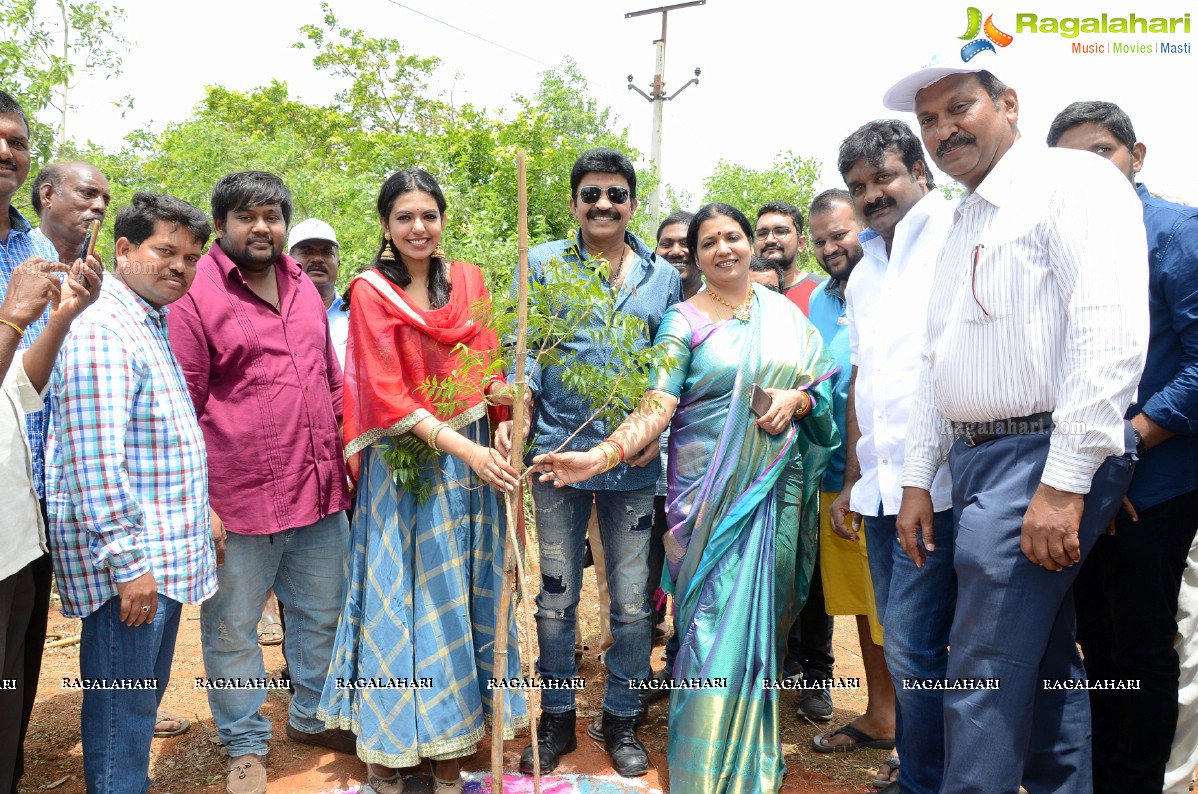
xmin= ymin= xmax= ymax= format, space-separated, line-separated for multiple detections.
xmin=971 ymin=136 xmax=1033 ymax=209
xmin=209 ymin=240 xmax=302 ymax=285
xmin=571 ymin=228 xmax=656 ymax=285
xmin=105 ymin=275 xmax=170 ymax=324
xmin=1136 ymin=182 xmax=1151 ymax=202
xmin=6 ymin=205 xmax=32 ymax=234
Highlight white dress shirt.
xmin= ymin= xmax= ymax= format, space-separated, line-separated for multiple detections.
xmin=1 ymin=351 xmax=48 ymax=581
xmin=903 ymin=141 xmax=1149 ymax=495
xmin=327 ymin=295 xmax=349 ymax=370
xmin=847 ymin=190 xmax=955 ymax=516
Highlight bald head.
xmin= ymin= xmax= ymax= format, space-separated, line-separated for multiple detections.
xmin=32 ymin=161 xmax=110 ymax=261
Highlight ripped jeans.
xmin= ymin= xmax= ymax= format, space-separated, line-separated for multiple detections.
xmin=530 ymin=481 xmax=654 ymax=717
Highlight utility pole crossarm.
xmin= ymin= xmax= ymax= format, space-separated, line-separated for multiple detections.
xmin=624 ymin=0 xmax=704 ymax=229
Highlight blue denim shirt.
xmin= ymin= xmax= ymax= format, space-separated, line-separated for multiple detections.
xmin=0 ymin=211 xmax=59 ymax=497
xmin=514 ymin=230 xmax=681 ymax=492
xmin=1127 ymin=183 xmax=1198 ymax=510
xmin=807 ymin=278 xmax=851 ymax=492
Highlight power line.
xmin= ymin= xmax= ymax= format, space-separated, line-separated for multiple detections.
xmin=378 ymin=0 xmax=623 ymax=94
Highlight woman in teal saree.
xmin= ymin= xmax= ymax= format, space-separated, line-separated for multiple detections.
xmin=532 ymin=203 xmax=838 ymax=792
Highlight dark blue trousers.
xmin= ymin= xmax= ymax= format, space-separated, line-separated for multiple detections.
xmin=941 ymin=429 xmax=1132 ymax=794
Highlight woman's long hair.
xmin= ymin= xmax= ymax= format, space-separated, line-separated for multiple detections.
xmin=374 ymin=168 xmax=452 ymax=309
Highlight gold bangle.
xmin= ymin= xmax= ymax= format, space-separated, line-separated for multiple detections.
xmin=794 ymin=391 xmax=810 ymax=417
xmin=596 ymin=440 xmax=622 ymax=473
xmin=0 ymin=317 xmax=24 ymax=339
xmin=428 ymin=422 xmax=449 ymax=452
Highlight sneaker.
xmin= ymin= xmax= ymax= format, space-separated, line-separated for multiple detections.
xmin=798 ymin=686 xmax=834 ymax=722
xmin=226 ymin=754 xmax=267 ymax=794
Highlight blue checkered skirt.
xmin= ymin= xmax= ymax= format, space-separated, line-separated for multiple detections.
xmin=318 ymin=419 xmax=528 ymax=765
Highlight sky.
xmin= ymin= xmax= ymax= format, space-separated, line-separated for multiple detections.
xmin=57 ymin=0 xmax=1198 ymax=206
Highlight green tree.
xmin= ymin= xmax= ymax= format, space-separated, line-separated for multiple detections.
xmin=701 ymin=150 xmax=823 ymax=270
xmin=295 ymin=2 xmax=445 ymax=133
xmin=0 ymin=0 xmax=130 ymax=161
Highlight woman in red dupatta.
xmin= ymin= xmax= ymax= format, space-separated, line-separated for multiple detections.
xmin=317 ymin=169 xmax=527 ymax=794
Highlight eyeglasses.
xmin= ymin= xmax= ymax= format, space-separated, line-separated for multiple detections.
xmin=754 ymin=226 xmax=794 ymax=241
xmin=578 ymin=185 xmax=630 ymax=205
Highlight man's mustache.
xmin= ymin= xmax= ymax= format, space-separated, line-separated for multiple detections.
xmin=863 ymin=196 xmax=896 ymax=216
xmin=937 ymin=132 xmax=976 ymax=158
xmin=587 ymin=210 xmax=620 ymax=221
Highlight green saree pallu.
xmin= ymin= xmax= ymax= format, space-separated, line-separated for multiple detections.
xmin=651 ymin=285 xmax=839 ymax=792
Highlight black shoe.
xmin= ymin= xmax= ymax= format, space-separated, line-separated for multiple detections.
xmin=519 ymin=710 xmax=577 ymax=774
xmin=602 ymin=710 xmax=649 ymax=777
xmin=587 ymin=705 xmax=648 ymax=741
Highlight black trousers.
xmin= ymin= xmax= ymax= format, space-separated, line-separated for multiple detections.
xmin=9 ymin=500 xmax=52 ymax=793
xmin=0 ymin=562 xmax=35 ymax=793
xmin=784 ymin=548 xmax=835 ymax=683
xmin=1075 ymin=489 xmax=1198 ymax=794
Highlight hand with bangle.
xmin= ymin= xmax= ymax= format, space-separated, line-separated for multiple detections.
xmin=530 ymin=438 xmax=626 ymax=488
xmin=754 ymin=387 xmax=813 ymax=435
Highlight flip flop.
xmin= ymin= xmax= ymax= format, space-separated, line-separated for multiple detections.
xmin=153 ymin=711 xmax=190 ymax=738
xmin=257 ymin=615 xmax=283 ymax=646
xmin=872 ymin=753 xmax=900 ymax=788
xmin=812 ymin=724 xmax=896 ymax=753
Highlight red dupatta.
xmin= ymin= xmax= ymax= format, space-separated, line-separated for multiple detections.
xmin=342 ymin=261 xmax=505 ymax=459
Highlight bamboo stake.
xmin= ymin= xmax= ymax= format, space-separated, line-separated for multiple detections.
xmin=493 ymin=149 xmax=538 ymax=793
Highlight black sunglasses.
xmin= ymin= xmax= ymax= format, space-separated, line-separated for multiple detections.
xmin=577 ymin=185 xmax=630 ymax=205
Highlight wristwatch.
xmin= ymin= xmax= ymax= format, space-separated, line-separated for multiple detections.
xmin=1132 ymin=427 xmax=1147 ymax=456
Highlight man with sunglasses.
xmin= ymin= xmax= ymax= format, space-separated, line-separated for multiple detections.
xmin=508 ymin=148 xmax=681 ymax=778
xmin=891 ymin=62 xmax=1148 ymax=794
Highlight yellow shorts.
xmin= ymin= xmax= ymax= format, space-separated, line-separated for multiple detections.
xmin=818 ymin=490 xmax=884 ymax=645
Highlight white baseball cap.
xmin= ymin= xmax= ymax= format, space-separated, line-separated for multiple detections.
xmin=883 ymin=53 xmax=994 ymax=113
xmin=288 ymin=218 xmax=338 ymax=250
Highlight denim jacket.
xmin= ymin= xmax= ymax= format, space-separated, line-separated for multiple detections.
xmin=513 ymin=229 xmax=681 ymax=491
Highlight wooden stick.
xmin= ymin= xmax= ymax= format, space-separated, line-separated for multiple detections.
xmin=493 ymin=149 xmax=537 ymax=794
xmin=45 ymin=635 xmax=81 ymax=649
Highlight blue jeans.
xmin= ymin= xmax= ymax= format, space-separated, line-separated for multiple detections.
xmin=80 ymin=595 xmax=181 ymax=794
xmin=865 ymin=509 xmax=957 ymax=794
xmin=943 ymin=431 xmax=1132 ymax=794
xmin=531 ymin=481 xmax=654 ymax=716
xmin=200 ymin=512 xmax=348 ymax=758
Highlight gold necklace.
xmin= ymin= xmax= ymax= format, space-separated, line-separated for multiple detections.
xmin=708 ymin=285 xmax=753 ymax=321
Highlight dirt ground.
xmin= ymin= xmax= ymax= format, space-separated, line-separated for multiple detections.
xmin=24 ymin=567 xmax=890 ymax=794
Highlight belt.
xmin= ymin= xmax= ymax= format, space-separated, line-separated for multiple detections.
xmin=953 ymin=412 xmax=1054 ymax=448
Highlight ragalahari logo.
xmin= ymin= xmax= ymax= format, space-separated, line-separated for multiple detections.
xmin=959 ymin=7 xmax=1014 ymax=61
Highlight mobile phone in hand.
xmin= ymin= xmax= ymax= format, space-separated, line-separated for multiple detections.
xmin=749 ymin=383 xmax=773 ymax=419
xmin=79 ymin=219 xmax=101 ymax=263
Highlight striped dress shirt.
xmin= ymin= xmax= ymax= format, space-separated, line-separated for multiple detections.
xmin=903 ymin=141 xmax=1149 ymax=495
xmin=47 ymin=278 xmax=216 ymax=618
xmin=0 ymin=211 xmax=59 ymax=497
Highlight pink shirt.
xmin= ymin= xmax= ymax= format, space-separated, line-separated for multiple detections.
xmin=168 ymin=242 xmax=350 ymax=535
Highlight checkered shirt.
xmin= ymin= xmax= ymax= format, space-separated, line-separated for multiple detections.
xmin=47 ymin=278 xmax=216 ymax=618
xmin=0 ymin=211 xmax=59 ymax=496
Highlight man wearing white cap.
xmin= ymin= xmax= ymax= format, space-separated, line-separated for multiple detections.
xmin=890 ymin=62 xmax=1149 ymax=792
xmin=289 ymin=219 xmax=347 ymax=369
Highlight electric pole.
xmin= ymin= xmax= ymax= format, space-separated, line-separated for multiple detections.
xmin=625 ymin=0 xmax=703 ymax=228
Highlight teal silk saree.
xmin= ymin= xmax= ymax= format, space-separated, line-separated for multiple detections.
xmin=652 ymin=284 xmax=839 ymax=792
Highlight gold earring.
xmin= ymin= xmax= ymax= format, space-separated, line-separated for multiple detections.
xmin=432 ymin=245 xmax=446 ymax=260
xmin=380 ymin=232 xmax=396 ymax=261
